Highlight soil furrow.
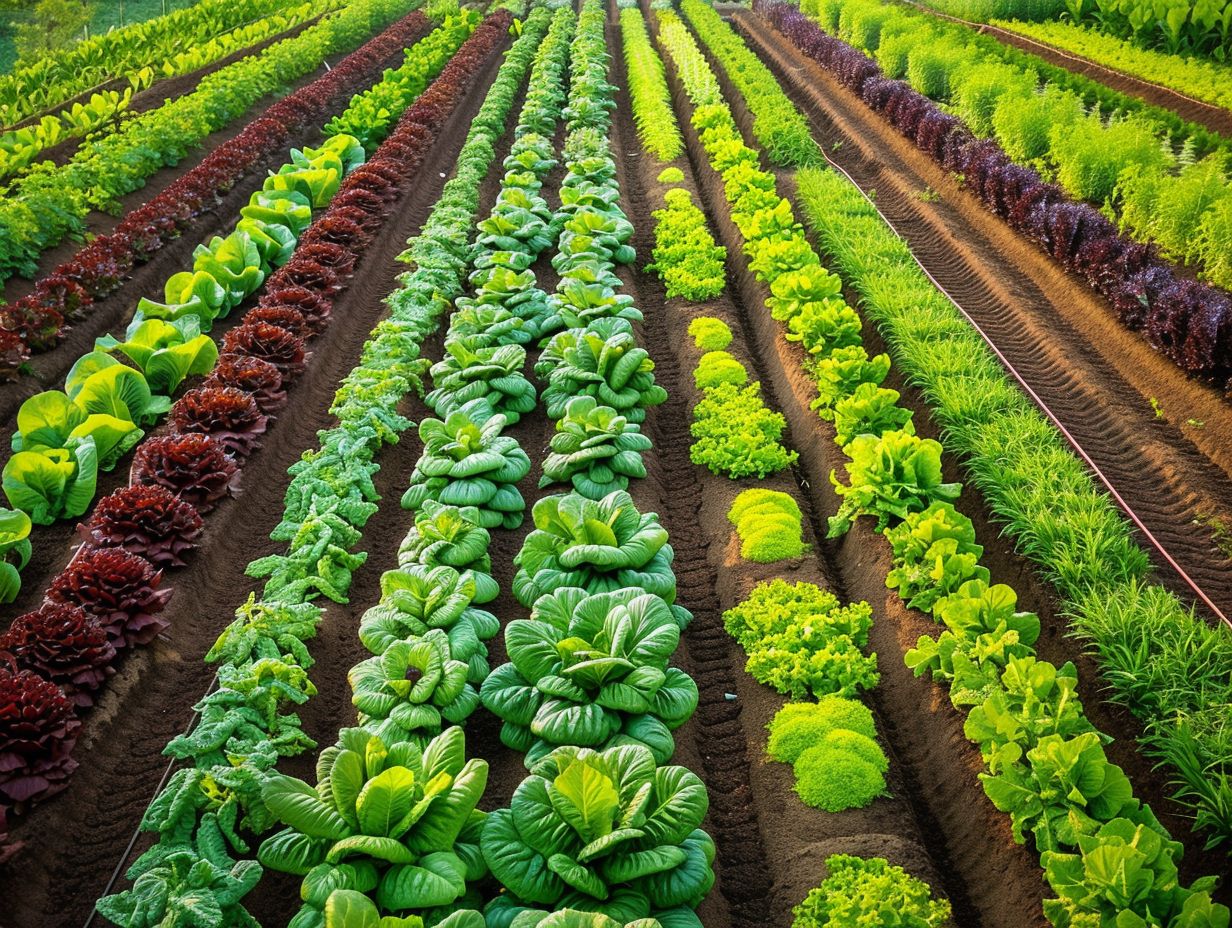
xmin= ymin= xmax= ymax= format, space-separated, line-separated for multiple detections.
xmin=0 ymin=41 xmax=508 ymax=927
xmin=734 ymin=11 xmax=1232 ymax=625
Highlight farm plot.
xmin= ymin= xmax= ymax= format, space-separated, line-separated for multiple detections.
xmin=0 ymin=2 xmax=1229 ymax=928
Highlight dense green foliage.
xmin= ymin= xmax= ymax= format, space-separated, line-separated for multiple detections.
xmin=767 ymin=701 xmax=888 ymax=812
xmin=726 ymin=488 xmax=805 ymax=562
xmin=619 ymin=5 xmax=681 ymax=161
xmin=792 ymin=854 xmax=951 ymax=928
xmin=647 ymin=187 xmax=726 ymax=301
xmin=724 ymin=580 xmax=877 ymax=700
xmin=795 ymin=164 xmax=1232 ymax=850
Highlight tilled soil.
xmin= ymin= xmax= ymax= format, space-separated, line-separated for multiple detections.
xmin=735 ymin=11 xmax=1232 ymax=627
xmin=0 ymin=41 xmax=507 ymax=928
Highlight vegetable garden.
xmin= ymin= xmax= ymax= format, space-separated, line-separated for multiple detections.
xmin=0 ymin=0 xmax=1230 ymax=926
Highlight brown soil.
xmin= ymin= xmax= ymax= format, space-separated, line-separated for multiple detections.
xmin=9 ymin=13 xmax=327 ymax=174
xmin=897 ymin=0 xmax=1232 ymax=139
xmin=735 ymin=11 xmax=1232 ymax=627
xmin=0 ymin=40 xmax=509 ymax=928
xmin=667 ymin=4 xmax=1232 ymax=898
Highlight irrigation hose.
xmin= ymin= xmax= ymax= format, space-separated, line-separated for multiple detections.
xmin=801 ymin=119 xmax=1231 ymax=629
xmin=82 ymin=672 xmax=220 ymax=928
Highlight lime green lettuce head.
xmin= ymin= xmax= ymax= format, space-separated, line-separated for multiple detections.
xmin=0 ymin=506 xmax=32 ymax=603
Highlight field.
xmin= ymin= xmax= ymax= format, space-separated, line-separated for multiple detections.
xmin=0 ymin=0 xmax=1230 ymax=927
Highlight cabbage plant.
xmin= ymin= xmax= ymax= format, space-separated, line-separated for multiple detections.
xmin=259 ymin=727 xmax=488 ymax=928
xmin=397 ymin=502 xmax=498 ymax=604
xmin=359 ymin=564 xmax=499 ymax=683
xmin=402 ymin=399 xmax=531 ymax=530
xmin=481 ymin=587 xmax=697 ymax=765
xmin=540 ymin=396 xmax=652 ymax=500
xmin=426 ymin=341 xmax=537 ymax=424
xmin=512 ymin=491 xmax=681 ymax=613
xmin=350 ymin=630 xmax=482 ymax=745
xmin=541 ymin=329 xmax=666 ymax=424
xmin=481 ymin=744 xmax=714 ymax=918
xmin=96 ymin=315 xmax=219 ymax=397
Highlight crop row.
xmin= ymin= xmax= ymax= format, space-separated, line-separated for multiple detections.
xmin=88 ymin=12 xmax=523 ymax=924
xmin=0 ymin=0 xmax=347 ymax=187
xmin=0 ymin=3 xmax=435 ymax=374
xmin=1055 ymin=0 xmax=1232 ymax=60
xmin=0 ymin=0 xmax=331 ymax=128
xmin=762 ymin=0 xmax=1232 ymax=392
xmin=805 ymin=0 xmax=1232 ymax=292
xmin=0 ymin=12 xmax=472 ymax=589
xmin=991 ymin=16 xmax=1232 ymax=113
xmin=0 ymin=8 xmax=502 ymax=865
xmin=657 ymin=4 xmax=1230 ymax=924
xmin=0 ymin=0 xmax=421 ymax=287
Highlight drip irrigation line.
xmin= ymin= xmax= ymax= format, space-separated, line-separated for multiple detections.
xmin=805 ymin=136 xmax=1231 ymax=629
xmin=82 ymin=671 xmax=220 ymax=928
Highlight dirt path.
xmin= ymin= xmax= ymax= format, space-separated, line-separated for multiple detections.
xmin=0 ymin=42 xmax=508 ymax=927
xmin=733 ymin=11 xmax=1232 ymax=626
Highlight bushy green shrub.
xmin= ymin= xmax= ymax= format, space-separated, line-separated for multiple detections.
xmin=727 ymin=488 xmax=805 ymax=562
xmin=688 ymin=315 xmax=733 ymax=350
xmin=950 ymin=61 xmax=1037 ymax=137
xmin=1049 ymin=113 xmax=1170 ymax=205
xmin=648 ymin=187 xmax=727 ymax=301
xmin=905 ymin=42 xmax=965 ymax=100
xmin=724 ymin=579 xmax=877 ymax=700
xmin=658 ymin=166 xmax=685 ymax=184
xmin=792 ymin=854 xmax=951 ymax=928
xmin=794 ymin=744 xmax=885 ymax=812
xmin=767 ymin=697 xmax=878 ymax=762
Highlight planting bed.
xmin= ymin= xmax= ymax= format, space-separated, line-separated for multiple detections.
xmin=0 ymin=3 xmax=1229 ymax=928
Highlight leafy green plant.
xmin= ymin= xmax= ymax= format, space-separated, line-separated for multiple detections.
xmin=0 ymin=506 xmax=31 ymax=606
xmin=809 ymin=345 xmax=890 ymax=420
xmin=480 ymin=587 xmax=697 ymax=765
xmin=828 ymin=429 xmax=960 ymax=536
xmin=258 ymin=726 xmax=488 ymax=925
xmin=690 ymin=382 xmax=796 ymax=479
xmin=427 ymin=341 xmax=537 ymax=425
xmin=727 ymin=488 xmax=805 ymax=562
xmin=397 ymin=502 xmax=499 ymax=605
xmin=513 ymin=491 xmax=681 ymax=612
xmin=647 ymin=188 xmax=726 ymax=302
xmin=12 ymin=389 xmax=144 ymax=470
xmin=686 ymin=316 xmax=732 ymax=351
xmin=884 ymin=502 xmax=989 ymax=612
xmin=693 ymin=351 xmax=747 ymax=390
xmin=767 ymin=697 xmax=877 ymax=763
xmin=539 ymin=396 xmax=653 ymax=500
xmin=480 ymin=743 xmax=715 ymax=917
xmin=792 ymin=854 xmax=951 ymax=928
xmin=723 ymin=580 xmax=878 ymax=700
xmin=541 ymin=329 xmax=667 ymax=424
xmin=3 ymin=435 xmax=97 ymax=524
xmin=832 ymin=383 xmax=914 ymax=448
xmin=96 ymin=316 xmax=219 ymax=397
xmin=401 ymin=399 xmax=532 ymax=530
xmin=766 ymin=700 xmax=888 ymax=813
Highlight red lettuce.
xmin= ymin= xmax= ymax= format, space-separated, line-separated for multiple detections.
xmin=0 ymin=604 xmax=116 ymax=706
xmin=47 ymin=546 xmax=173 ymax=647
xmin=221 ymin=322 xmax=309 ymax=381
xmin=130 ymin=433 xmax=240 ymax=513
xmin=205 ymin=355 xmax=287 ymax=413
xmin=76 ymin=484 xmax=203 ymax=568
xmin=0 ymin=666 xmax=81 ymax=805
xmin=170 ymin=386 xmax=269 ymax=458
